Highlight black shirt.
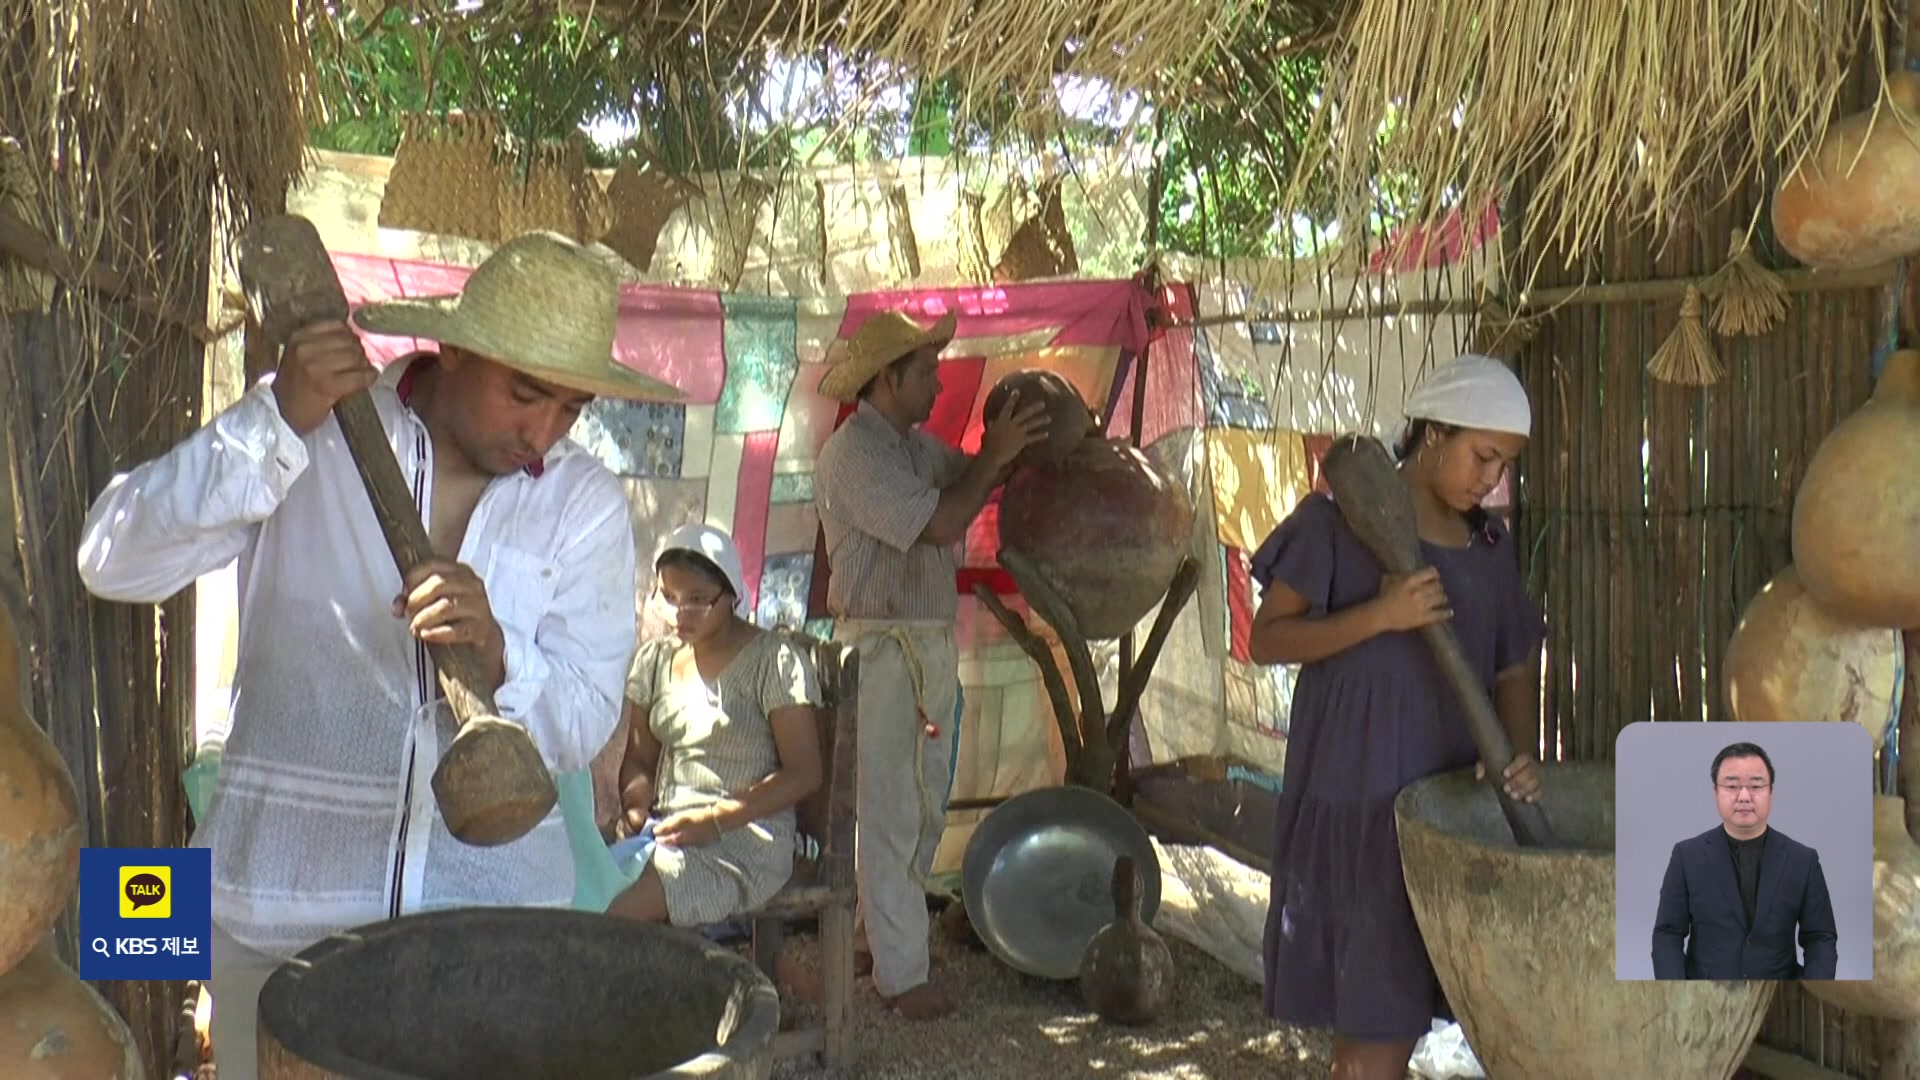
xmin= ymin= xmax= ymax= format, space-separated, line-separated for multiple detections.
xmin=1726 ymin=831 xmax=1765 ymax=928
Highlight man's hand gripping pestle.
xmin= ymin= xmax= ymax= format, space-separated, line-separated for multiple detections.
xmin=1321 ymin=434 xmax=1558 ymax=848
xmin=236 ymin=214 xmax=558 ymax=847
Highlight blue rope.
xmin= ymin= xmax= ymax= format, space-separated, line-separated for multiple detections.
xmin=1884 ymin=633 xmax=1905 ymax=797
xmin=1874 ymin=259 xmax=1908 ymax=381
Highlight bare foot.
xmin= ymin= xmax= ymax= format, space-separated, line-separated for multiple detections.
xmin=883 ymin=982 xmax=954 ymax=1021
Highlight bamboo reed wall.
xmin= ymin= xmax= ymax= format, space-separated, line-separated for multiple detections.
xmin=1507 ymin=82 xmax=1889 ymax=1077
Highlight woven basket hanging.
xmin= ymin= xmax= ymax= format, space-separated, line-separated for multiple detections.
xmin=883 ymin=183 xmax=921 ymax=281
xmin=707 ymin=175 xmax=773 ymax=291
xmin=497 ymin=136 xmax=604 ymax=244
xmin=956 ymin=191 xmax=995 ymax=284
xmin=601 ymin=159 xmax=692 ymax=274
xmin=379 ymin=112 xmax=506 ymax=243
xmin=993 ymin=176 xmax=1078 ymax=283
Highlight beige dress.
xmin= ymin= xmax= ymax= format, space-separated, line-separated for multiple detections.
xmin=627 ymin=630 xmax=820 ymax=926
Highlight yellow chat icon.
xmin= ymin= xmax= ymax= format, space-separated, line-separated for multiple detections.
xmin=119 ymin=866 xmax=171 ymax=919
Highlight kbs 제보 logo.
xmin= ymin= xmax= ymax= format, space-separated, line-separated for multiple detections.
xmin=119 ymin=865 xmax=172 ymax=918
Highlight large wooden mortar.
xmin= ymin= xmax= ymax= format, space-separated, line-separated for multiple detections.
xmin=258 ymin=909 xmax=780 ymax=1079
xmin=1396 ymin=764 xmax=1775 ymax=1080
xmin=1804 ymin=796 xmax=1920 ymax=1021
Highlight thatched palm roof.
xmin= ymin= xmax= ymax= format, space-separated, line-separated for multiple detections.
xmin=0 ymin=0 xmax=1895 ymax=317
xmin=319 ymin=0 xmax=1888 ymax=274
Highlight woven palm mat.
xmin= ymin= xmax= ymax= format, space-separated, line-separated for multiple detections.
xmin=767 ymin=914 xmax=1333 ymax=1079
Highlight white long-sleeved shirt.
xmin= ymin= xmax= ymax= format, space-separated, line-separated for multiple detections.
xmin=77 ymin=358 xmax=637 ymax=957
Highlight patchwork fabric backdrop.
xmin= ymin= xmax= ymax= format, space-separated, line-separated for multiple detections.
xmin=328 ymin=246 xmax=1484 ymax=868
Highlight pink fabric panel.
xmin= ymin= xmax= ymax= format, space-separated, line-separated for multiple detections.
xmin=1105 ymin=284 xmax=1203 ymax=449
xmin=732 ymin=430 xmax=779 ymax=607
xmin=839 ymin=279 xmax=1152 ymax=356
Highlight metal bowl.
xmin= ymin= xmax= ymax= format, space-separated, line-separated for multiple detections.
xmin=961 ymin=784 xmax=1162 ymax=980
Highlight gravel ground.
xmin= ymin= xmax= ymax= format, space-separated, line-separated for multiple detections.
xmin=766 ymin=914 xmax=1333 ymax=1080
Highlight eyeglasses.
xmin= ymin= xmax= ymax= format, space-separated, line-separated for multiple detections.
xmin=1716 ymin=782 xmax=1771 ymax=795
xmin=654 ymin=591 xmax=723 ymax=616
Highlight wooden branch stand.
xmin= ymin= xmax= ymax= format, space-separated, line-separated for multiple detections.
xmin=972 ymin=549 xmax=1201 ymax=794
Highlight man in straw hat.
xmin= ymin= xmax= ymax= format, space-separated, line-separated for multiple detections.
xmin=814 ymin=308 xmax=1049 ymax=1020
xmin=78 ymin=231 xmax=680 ymax=1077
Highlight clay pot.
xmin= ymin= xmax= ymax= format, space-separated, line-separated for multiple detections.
xmin=1078 ymin=856 xmax=1174 ymax=1026
xmin=0 ymin=606 xmax=81 ymax=976
xmin=259 ymin=908 xmax=779 ymax=1079
xmin=1722 ymin=566 xmax=1900 ymax=744
xmin=1396 ymin=764 xmax=1775 ymax=1079
xmin=0 ymin=944 xmax=144 ymax=1079
xmin=983 ymin=368 xmax=1096 ymax=469
xmin=1805 ymin=796 xmax=1920 ymax=1021
xmin=998 ymin=438 xmax=1194 ymax=640
xmin=1791 ymin=350 xmax=1920 ymax=628
xmin=1773 ymin=72 xmax=1920 ymax=270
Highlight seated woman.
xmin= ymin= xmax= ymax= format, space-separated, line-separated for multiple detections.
xmin=604 ymin=523 xmax=824 ymax=927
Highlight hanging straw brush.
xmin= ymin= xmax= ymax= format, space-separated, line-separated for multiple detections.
xmin=1647 ymin=285 xmax=1724 ymax=386
xmin=1705 ymin=230 xmax=1788 ymax=337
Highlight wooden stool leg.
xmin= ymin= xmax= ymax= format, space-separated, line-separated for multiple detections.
xmin=751 ymin=915 xmax=785 ymax=981
xmin=821 ymin=900 xmax=856 ymax=1067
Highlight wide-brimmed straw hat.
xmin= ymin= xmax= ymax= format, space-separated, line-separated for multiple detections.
xmin=816 ymin=309 xmax=958 ymax=403
xmin=352 ymin=231 xmax=683 ymax=401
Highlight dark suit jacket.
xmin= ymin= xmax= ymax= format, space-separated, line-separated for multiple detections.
xmin=1651 ymin=825 xmax=1838 ymax=980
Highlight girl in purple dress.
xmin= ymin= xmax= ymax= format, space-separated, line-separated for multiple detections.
xmin=1249 ymin=355 xmax=1548 ymax=1079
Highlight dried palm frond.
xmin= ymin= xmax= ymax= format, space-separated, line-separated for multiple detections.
xmin=1648 ymin=286 xmax=1723 ymax=386
xmin=1705 ymin=230 xmax=1789 ymax=337
xmin=1 ymin=0 xmax=316 ymax=316
xmin=1289 ymin=0 xmax=1887 ymax=288
xmin=0 ymin=138 xmax=53 ymax=315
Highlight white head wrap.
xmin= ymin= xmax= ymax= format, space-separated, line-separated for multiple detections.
xmin=655 ymin=523 xmax=754 ymax=619
xmin=1397 ymin=353 xmax=1532 ymax=448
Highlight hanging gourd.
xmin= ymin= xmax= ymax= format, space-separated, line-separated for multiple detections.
xmin=1772 ymin=68 xmax=1920 ymax=270
xmin=1791 ymin=350 xmax=1920 ymax=628
xmin=0 ymin=603 xmax=82 ymax=976
xmin=1722 ymin=566 xmax=1899 ymax=743
xmin=0 ymin=945 xmax=143 ymax=1079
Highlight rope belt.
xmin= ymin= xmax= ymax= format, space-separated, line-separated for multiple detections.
xmin=837 ymin=619 xmax=948 ymax=889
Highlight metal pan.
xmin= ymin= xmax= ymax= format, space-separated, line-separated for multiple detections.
xmin=961 ymin=784 xmax=1162 ymax=980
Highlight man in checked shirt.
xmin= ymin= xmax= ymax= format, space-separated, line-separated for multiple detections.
xmin=814 ymin=309 xmax=1048 ymax=1020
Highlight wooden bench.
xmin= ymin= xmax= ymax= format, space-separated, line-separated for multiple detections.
xmin=750 ymin=633 xmax=859 ymax=1069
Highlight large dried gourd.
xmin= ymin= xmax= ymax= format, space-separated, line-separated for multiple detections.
xmin=1791 ymin=350 xmax=1920 ymax=627
xmin=0 ymin=945 xmax=144 ymax=1079
xmin=1773 ymin=73 xmax=1920 ymax=270
xmin=1722 ymin=566 xmax=1899 ymax=744
xmin=0 ymin=603 xmax=82 ymax=975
